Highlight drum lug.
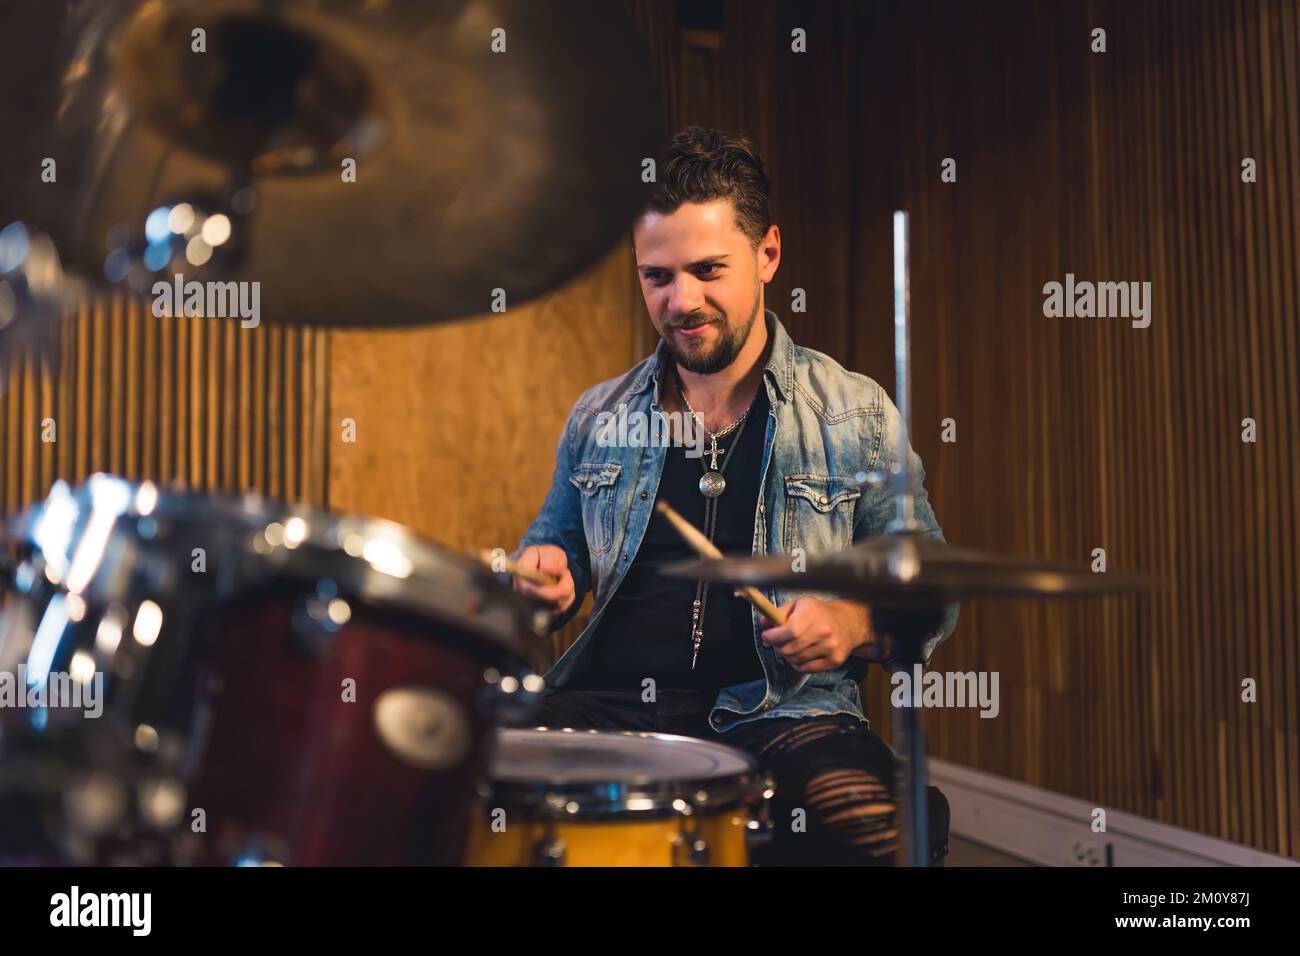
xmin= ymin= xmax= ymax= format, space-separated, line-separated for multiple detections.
xmin=744 ymin=773 xmax=777 ymax=851
xmin=290 ymin=584 xmax=348 ymax=655
xmin=673 ymin=829 xmax=710 ymax=867
xmin=672 ymin=812 xmax=710 ymax=867
xmin=744 ymin=818 xmax=775 ymax=850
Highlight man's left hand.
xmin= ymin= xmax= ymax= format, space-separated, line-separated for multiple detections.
xmin=759 ymin=597 xmax=872 ymax=673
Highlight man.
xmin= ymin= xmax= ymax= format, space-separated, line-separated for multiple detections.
xmin=508 ymin=127 xmax=958 ymax=865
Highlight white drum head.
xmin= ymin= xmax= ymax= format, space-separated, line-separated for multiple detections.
xmin=492 ymin=728 xmax=754 ymax=784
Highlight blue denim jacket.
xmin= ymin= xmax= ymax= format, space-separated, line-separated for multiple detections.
xmin=513 ymin=310 xmax=958 ymax=732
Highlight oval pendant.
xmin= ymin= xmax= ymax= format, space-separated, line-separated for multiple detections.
xmin=699 ymin=471 xmax=726 ymax=497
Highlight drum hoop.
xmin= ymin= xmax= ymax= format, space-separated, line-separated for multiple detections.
xmin=481 ymin=730 xmax=771 ymax=819
xmin=8 ymin=473 xmax=543 ymax=666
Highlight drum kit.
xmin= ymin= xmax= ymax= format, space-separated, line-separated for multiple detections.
xmin=0 ymin=475 xmax=546 ymax=866
xmin=0 ymin=1 xmax=1159 ymax=868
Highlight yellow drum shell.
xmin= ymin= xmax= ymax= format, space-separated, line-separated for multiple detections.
xmin=464 ymin=729 xmax=771 ymax=867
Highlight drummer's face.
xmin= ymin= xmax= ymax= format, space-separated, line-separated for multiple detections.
xmin=634 ymin=200 xmax=775 ymax=375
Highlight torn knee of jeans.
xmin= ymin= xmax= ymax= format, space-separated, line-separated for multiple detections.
xmin=803 ymin=769 xmax=899 ymax=851
xmin=757 ymin=720 xmax=850 ymax=758
xmin=804 ymin=766 xmax=888 ymax=789
xmin=804 ymin=768 xmax=891 ymax=801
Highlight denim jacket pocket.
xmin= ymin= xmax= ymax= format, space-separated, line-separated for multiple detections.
xmin=782 ymin=474 xmax=862 ymax=554
xmin=569 ymin=462 xmax=622 ymax=556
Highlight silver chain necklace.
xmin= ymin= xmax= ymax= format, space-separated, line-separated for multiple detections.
xmin=679 ymin=386 xmax=750 ymax=498
xmin=674 ymin=384 xmax=753 ymax=668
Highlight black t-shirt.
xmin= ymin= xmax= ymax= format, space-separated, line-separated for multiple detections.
xmin=568 ymin=385 xmax=770 ymax=692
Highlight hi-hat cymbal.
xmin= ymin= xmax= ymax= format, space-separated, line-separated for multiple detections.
xmin=661 ymin=533 xmax=1163 ymax=606
xmin=38 ymin=0 xmax=664 ymax=326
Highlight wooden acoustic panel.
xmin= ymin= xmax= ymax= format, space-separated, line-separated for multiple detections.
xmin=326 ymin=243 xmax=645 ymax=661
xmin=0 ymin=295 xmax=328 ymax=510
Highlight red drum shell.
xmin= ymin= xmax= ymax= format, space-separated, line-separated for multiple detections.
xmin=185 ymin=594 xmax=508 ymax=866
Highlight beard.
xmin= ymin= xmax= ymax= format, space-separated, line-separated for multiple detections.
xmin=660 ymin=289 xmax=762 ymax=375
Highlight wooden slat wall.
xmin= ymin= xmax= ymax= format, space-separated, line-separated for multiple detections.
xmin=325 ymin=245 xmax=644 ymax=665
xmin=0 ymin=297 xmax=328 ymax=510
xmin=645 ymin=0 xmax=1299 ymax=857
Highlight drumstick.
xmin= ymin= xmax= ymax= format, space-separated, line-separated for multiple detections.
xmin=654 ymin=502 xmax=788 ymax=625
xmin=479 ymin=549 xmax=559 ymax=587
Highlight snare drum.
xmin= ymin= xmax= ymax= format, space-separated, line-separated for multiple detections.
xmin=464 ymin=728 xmax=773 ymax=867
xmin=0 ymin=474 xmax=545 ymax=865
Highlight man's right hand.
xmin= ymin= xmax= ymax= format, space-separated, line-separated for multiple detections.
xmin=512 ymin=544 xmax=576 ymax=618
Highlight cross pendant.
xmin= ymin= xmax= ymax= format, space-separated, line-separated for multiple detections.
xmin=706 ymin=436 xmax=723 ymax=470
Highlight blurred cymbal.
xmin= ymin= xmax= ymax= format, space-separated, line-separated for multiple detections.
xmin=661 ymin=533 xmax=1163 ymax=606
xmin=40 ymin=0 xmax=664 ymax=326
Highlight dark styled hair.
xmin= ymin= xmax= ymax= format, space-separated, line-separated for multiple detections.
xmin=642 ymin=126 xmax=772 ymax=247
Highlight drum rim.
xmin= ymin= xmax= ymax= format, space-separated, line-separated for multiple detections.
xmin=479 ymin=728 xmax=771 ymax=818
xmin=6 ymin=473 xmax=545 ymax=666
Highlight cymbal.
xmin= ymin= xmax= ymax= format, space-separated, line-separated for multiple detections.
xmin=39 ymin=0 xmax=664 ymax=326
xmin=661 ymin=533 xmax=1163 ymax=605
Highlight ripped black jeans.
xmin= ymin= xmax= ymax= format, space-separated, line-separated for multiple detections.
xmin=531 ymin=688 xmax=947 ymax=866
